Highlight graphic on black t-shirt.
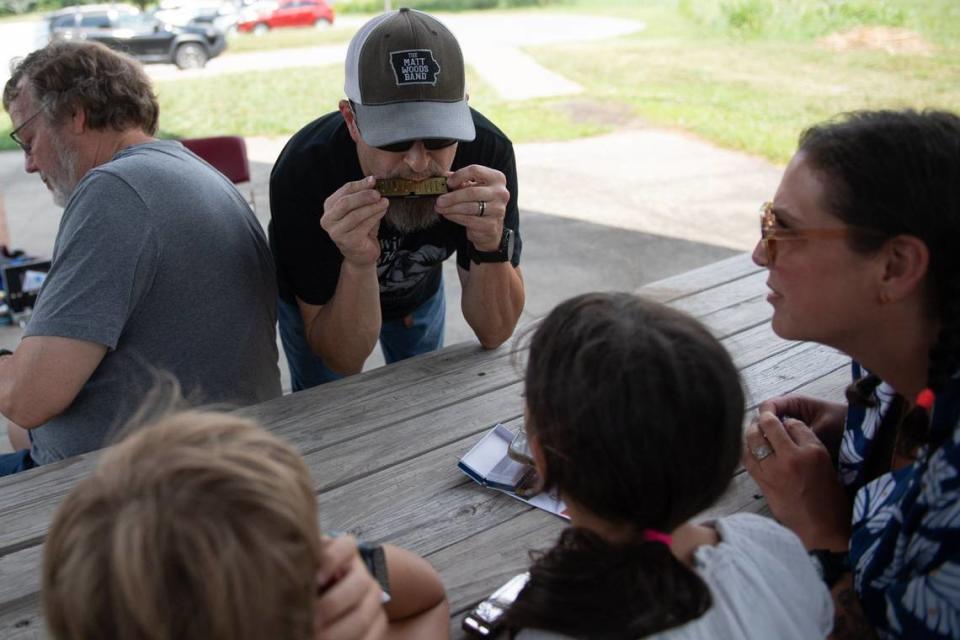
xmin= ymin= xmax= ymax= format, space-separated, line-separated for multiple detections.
xmin=377 ymin=236 xmax=447 ymax=295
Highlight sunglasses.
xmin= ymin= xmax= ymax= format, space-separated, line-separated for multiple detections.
xmin=348 ymin=102 xmax=457 ymax=153
xmin=9 ymin=107 xmax=44 ymax=154
xmin=759 ymin=201 xmax=887 ymax=264
xmin=375 ymin=138 xmax=458 ymax=153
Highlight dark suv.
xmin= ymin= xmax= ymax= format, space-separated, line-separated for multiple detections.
xmin=48 ymin=4 xmax=227 ymax=69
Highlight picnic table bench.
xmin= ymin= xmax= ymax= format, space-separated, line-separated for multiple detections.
xmin=0 ymin=253 xmax=852 ymax=639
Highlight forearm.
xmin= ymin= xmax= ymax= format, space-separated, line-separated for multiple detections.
xmin=306 ymin=262 xmax=382 ymax=375
xmin=0 ymin=353 xmax=55 ymax=428
xmin=385 ymin=600 xmax=449 ymax=640
xmin=829 ymin=574 xmax=877 ymax=640
xmin=381 ymin=545 xmax=449 ymax=635
xmin=461 ymin=264 xmax=524 ymax=349
xmin=7 ymin=421 xmax=29 ymax=450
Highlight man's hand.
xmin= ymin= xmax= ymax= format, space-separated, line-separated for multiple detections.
xmin=758 ymin=395 xmax=847 ymax=458
xmin=315 ymin=535 xmax=388 ymax=640
xmin=321 ymin=176 xmax=389 ymax=267
xmin=435 ymin=165 xmax=510 ymax=251
xmin=743 ymin=411 xmax=852 ymax=551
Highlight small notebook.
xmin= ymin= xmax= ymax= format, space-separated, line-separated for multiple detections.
xmin=458 ymin=424 xmax=569 ymax=520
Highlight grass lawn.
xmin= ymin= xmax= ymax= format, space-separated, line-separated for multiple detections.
xmin=0 ymin=0 xmax=957 ymax=162
xmin=224 ymin=22 xmax=359 ymax=54
xmin=524 ymin=0 xmax=960 ymax=162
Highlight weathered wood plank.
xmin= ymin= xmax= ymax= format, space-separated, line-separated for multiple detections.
xmin=739 ymin=343 xmax=849 ymax=409
xmin=426 ymin=508 xmax=564 ymax=634
xmin=697 ymin=295 xmax=772 ymax=341
xmin=0 ymin=546 xmax=41 ymax=619
xmin=638 ymin=253 xmax=761 ymax=303
xmin=0 ymin=347 xmax=524 ymax=538
xmin=0 ymin=591 xmax=42 ymax=640
xmin=318 ymin=422 xmax=535 ymax=556
xmin=669 ymin=270 xmax=769 ymax=320
xmin=725 ymin=321 xmax=799 ymax=371
xmin=0 ymin=252 xmax=859 ymax=638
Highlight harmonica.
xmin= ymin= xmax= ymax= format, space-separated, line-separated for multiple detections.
xmin=375 ymin=177 xmax=448 ymax=198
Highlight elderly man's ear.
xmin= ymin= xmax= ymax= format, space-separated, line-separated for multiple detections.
xmin=68 ymin=108 xmax=86 ymax=135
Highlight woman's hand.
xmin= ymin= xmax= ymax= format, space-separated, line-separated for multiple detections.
xmin=758 ymin=395 xmax=847 ymax=459
xmin=743 ymin=411 xmax=852 ymax=551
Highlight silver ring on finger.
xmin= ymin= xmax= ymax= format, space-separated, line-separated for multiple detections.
xmin=477 ymin=200 xmax=486 ymax=217
xmin=751 ymin=444 xmax=774 ymax=461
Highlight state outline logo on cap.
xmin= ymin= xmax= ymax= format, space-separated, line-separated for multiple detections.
xmin=390 ymin=49 xmax=441 ymax=87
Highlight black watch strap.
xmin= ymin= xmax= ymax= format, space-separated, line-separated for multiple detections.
xmin=470 ymin=228 xmax=514 ymax=264
xmin=809 ymin=549 xmax=850 ymax=588
xmin=357 ymin=542 xmax=390 ymax=600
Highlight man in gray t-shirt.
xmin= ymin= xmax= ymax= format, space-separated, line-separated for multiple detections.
xmin=0 ymin=41 xmax=280 ymax=474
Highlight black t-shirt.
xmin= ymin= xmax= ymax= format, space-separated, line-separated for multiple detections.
xmin=269 ymin=108 xmax=522 ymax=321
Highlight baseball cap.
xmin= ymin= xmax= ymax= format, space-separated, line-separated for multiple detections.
xmin=344 ymin=8 xmax=476 ymax=148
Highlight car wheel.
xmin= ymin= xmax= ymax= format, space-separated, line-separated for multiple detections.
xmin=253 ymin=22 xmax=269 ymax=35
xmin=175 ymin=42 xmax=208 ymax=70
xmin=314 ymin=17 xmax=331 ymax=29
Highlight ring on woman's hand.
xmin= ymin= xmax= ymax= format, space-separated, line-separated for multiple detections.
xmin=751 ymin=444 xmax=774 ymax=461
xmin=477 ymin=200 xmax=486 ymax=217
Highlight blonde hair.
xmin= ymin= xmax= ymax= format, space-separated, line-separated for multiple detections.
xmin=42 ymin=411 xmax=322 ymax=640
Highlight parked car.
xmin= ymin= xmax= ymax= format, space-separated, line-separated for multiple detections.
xmin=47 ymin=4 xmax=227 ymax=69
xmin=154 ymin=0 xmax=241 ymax=35
xmin=236 ymin=0 xmax=333 ymax=34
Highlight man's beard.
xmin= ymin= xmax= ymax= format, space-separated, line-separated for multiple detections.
xmin=384 ymin=196 xmax=441 ymax=233
xmin=47 ymin=133 xmax=80 ymax=208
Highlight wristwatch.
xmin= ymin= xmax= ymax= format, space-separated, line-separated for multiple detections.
xmin=809 ymin=549 xmax=850 ymax=588
xmin=357 ymin=541 xmax=391 ymax=603
xmin=470 ymin=227 xmax=514 ymax=264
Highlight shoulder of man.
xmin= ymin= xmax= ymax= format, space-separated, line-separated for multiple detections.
xmin=270 ymin=111 xmax=359 ymax=217
xmin=466 ymin=107 xmax=513 ymax=149
xmin=452 ymin=108 xmax=516 ymax=176
xmin=272 ymin=111 xmax=353 ymax=181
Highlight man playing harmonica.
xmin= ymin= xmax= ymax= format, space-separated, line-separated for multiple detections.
xmin=269 ymin=8 xmax=524 ymax=389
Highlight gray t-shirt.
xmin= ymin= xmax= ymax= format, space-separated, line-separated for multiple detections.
xmin=25 ymin=140 xmax=281 ymax=464
xmin=518 ymin=513 xmax=834 ymax=640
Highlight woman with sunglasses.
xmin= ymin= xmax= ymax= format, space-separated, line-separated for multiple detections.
xmin=743 ymin=109 xmax=960 ymax=639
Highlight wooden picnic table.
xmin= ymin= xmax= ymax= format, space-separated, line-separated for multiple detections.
xmin=0 ymin=253 xmax=853 ymax=639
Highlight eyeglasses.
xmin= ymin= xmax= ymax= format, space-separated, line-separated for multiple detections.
xmin=9 ymin=108 xmax=44 ymax=154
xmin=759 ymin=201 xmax=868 ymax=264
xmin=376 ymin=138 xmax=458 ymax=153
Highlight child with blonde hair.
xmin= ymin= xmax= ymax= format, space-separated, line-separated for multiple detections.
xmin=42 ymin=410 xmax=449 ymax=640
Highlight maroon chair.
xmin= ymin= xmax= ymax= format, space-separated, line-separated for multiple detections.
xmin=181 ymin=136 xmax=255 ymax=210
xmin=180 ymin=136 xmax=251 ymax=184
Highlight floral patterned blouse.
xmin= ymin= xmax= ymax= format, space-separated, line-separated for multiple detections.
xmin=839 ymin=362 xmax=960 ymax=639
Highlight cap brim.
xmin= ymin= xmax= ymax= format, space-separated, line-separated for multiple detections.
xmin=352 ymin=100 xmax=476 ymax=147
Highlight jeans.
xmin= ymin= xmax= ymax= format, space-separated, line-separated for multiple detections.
xmin=278 ymin=278 xmax=446 ymax=391
xmin=0 ymin=449 xmax=36 ymax=476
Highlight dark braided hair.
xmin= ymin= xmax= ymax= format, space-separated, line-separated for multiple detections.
xmin=504 ymin=293 xmax=745 ymax=638
xmin=800 ymin=110 xmax=960 ymax=450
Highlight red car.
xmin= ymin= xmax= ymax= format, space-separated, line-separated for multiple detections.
xmin=237 ymin=0 xmax=334 ymax=33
